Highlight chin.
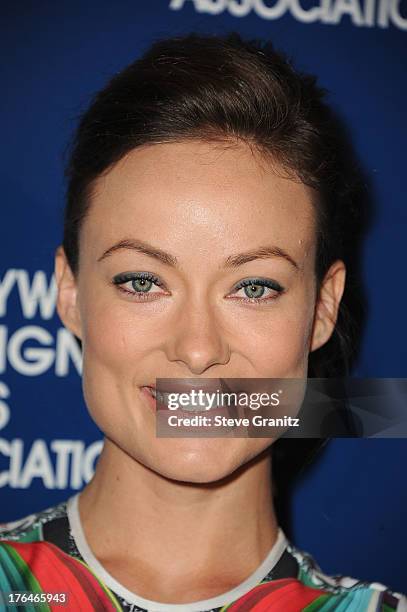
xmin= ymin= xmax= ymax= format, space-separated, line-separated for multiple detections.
xmin=145 ymin=438 xmax=261 ymax=485
xmin=157 ymin=461 xmax=238 ymax=485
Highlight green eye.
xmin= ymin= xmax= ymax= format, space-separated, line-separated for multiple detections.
xmin=112 ymin=272 xmax=165 ymax=300
xmin=231 ymin=278 xmax=285 ymax=303
xmin=243 ymin=284 xmax=266 ymax=299
xmin=132 ymin=278 xmax=153 ymax=293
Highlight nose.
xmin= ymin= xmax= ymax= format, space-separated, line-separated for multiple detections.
xmin=165 ymin=298 xmax=231 ymax=375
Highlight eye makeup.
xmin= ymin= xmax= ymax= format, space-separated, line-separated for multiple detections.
xmin=111 ymin=272 xmax=285 ymax=304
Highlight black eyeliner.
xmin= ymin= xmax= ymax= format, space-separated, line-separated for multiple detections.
xmin=234 ymin=278 xmax=285 ymax=292
xmin=112 ymin=271 xmax=163 ymax=286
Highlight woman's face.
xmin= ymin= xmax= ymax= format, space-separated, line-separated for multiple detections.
xmin=56 ymin=140 xmax=345 ymax=483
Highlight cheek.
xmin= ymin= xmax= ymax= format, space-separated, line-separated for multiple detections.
xmin=78 ymin=296 xmax=157 ymax=423
xmin=233 ymin=293 xmax=315 ymax=376
xmin=80 ymin=293 xmax=157 ymax=371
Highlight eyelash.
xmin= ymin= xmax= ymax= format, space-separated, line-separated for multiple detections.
xmin=111 ymin=273 xmax=285 ymax=305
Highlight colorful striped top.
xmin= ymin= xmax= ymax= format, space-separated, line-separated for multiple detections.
xmin=0 ymin=495 xmax=405 ymax=611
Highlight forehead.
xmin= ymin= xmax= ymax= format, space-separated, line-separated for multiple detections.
xmin=81 ymin=140 xmax=316 ymax=266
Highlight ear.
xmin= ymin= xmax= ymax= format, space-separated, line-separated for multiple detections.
xmin=310 ymin=260 xmax=346 ymax=353
xmin=54 ymin=246 xmax=82 ymax=340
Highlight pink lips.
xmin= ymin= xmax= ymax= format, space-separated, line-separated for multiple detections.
xmin=140 ymin=385 xmax=160 ymax=413
xmin=140 ymin=385 xmax=237 ymax=419
xmin=141 ymin=379 xmax=235 ymax=394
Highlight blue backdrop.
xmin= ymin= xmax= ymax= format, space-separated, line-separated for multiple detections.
xmin=1 ymin=0 xmax=406 ymax=594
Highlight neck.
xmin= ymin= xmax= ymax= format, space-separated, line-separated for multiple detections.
xmin=78 ymin=439 xmax=279 ymax=591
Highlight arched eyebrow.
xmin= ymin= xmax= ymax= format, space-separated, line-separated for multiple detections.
xmin=98 ymin=239 xmax=299 ymax=270
xmin=224 ymin=246 xmax=298 ymax=270
xmin=98 ymin=239 xmax=177 ymax=267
